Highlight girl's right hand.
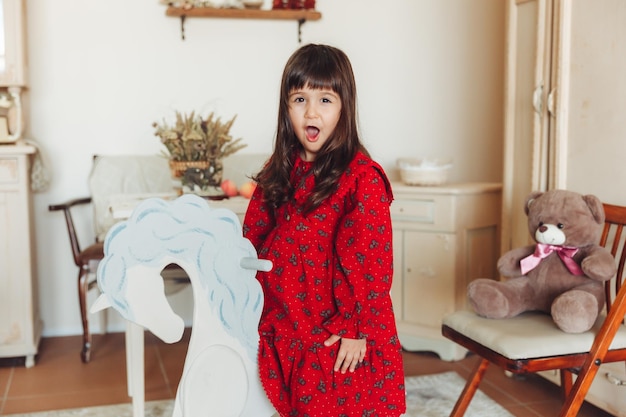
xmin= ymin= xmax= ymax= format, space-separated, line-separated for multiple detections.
xmin=324 ymin=334 xmax=367 ymax=373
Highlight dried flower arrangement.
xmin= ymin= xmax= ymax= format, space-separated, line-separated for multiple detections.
xmin=153 ymin=111 xmax=247 ymax=163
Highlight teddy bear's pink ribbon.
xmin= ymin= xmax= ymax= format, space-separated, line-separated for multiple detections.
xmin=520 ymin=243 xmax=584 ymax=276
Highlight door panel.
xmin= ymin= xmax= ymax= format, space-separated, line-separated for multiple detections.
xmin=502 ymin=0 xmax=552 ymax=253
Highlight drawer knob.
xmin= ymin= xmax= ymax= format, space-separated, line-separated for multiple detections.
xmin=605 ymin=372 xmax=626 ymax=386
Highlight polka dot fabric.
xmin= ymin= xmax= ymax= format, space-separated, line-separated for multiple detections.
xmin=243 ymin=152 xmax=406 ymax=417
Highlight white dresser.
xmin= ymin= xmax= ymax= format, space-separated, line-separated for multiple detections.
xmin=0 ymin=143 xmax=41 ymax=367
xmin=390 ymin=182 xmax=502 ymax=361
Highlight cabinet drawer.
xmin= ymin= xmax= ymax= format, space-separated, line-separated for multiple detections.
xmin=586 ymin=363 xmax=626 ymax=416
xmin=540 ymin=363 xmax=626 ymax=417
xmin=0 ymin=157 xmax=19 ymax=184
xmin=391 ymin=199 xmax=435 ymax=222
xmin=391 ymin=196 xmax=454 ymax=230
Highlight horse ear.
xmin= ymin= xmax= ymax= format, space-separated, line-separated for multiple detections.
xmin=90 ymin=294 xmax=112 ymax=313
xmin=240 ymin=257 xmax=273 ymax=272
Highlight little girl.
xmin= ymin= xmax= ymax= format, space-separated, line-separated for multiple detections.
xmin=243 ymin=43 xmax=406 ymax=417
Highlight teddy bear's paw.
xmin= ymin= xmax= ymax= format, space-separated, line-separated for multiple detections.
xmin=551 ymin=290 xmax=599 ymax=333
xmin=581 ymin=254 xmax=617 ymax=282
xmin=468 ymin=280 xmax=510 ymax=319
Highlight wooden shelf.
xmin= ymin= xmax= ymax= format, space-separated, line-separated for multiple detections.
xmin=166 ymin=7 xmax=321 ymax=21
xmin=165 ymin=7 xmax=321 ymax=41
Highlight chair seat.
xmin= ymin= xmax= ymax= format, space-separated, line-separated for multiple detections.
xmin=443 ymin=310 xmax=626 ymax=360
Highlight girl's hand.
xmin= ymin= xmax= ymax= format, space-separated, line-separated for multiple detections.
xmin=324 ymin=334 xmax=367 ymax=373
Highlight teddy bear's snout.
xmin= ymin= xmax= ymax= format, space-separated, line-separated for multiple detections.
xmin=535 ymin=223 xmax=566 ymax=245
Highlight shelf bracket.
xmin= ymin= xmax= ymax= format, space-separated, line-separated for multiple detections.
xmin=180 ymin=15 xmax=187 ymax=41
xmin=297 ymin=18 xmax=305 ymax=43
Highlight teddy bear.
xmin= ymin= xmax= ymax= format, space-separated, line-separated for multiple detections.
xmin=467 ymin=189 xmax=617 ymax=333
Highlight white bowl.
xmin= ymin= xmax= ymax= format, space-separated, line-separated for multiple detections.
xmin=397 ymin=158 xmax=452 ymax=186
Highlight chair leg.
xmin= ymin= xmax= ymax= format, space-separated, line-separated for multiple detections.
xmin=559 ymin=369 xmax=574 ymax=400
xmin=558 ymin=356 xmax=603 ymax=417
xmin=78 ymin=267 xmax=92 ymax=363
xmin=449 ymin=358 xmax=490 ymax=417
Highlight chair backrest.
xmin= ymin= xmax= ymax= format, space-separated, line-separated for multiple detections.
xmin=222 ymin=152 xmax=269 ymax=187
xmin=88 ymin=155 xmax=175 ymax=242
xmin=600 ymin=203 xmax=626 ymax=313
xmin=88 ymin=153 xmax=269 ymax=242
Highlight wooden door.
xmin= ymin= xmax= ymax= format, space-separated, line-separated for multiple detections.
xmin=501 ymin=0 xmax=553 ymax=254
xmin=550 ymin=0 xmax=626 ymax=206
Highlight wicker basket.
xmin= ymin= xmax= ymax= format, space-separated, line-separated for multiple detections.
xmin=169 ymin=160 xmax=210 ymax=178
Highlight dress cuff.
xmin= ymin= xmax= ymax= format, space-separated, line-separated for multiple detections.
xmin=323 ymin=313 xmax=359 ymax=339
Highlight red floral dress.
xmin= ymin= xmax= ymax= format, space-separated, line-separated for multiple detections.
xmin=243 ymin=152 xmax=406 ymax=417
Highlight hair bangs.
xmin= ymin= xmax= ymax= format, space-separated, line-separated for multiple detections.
xmin=286 ymin=60 xmax=342 ymax=94
xmin=305 ymin=70 xmax=340 ymax=92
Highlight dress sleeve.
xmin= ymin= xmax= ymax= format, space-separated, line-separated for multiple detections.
xmin=242 ymin=186 xmax=275 ymax=252
xmin=322 ymin=166 xmax=394 ymax=340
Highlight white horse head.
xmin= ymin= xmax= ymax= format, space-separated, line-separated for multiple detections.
xmin=91 ymin=194 xmax=269 ymax=359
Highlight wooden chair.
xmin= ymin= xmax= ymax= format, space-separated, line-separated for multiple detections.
xmin=442 ymin=203 xmax=626 ymax=417
xmin=48 ymin=196 xmax=104 ymax=363
xmin=48 ymin=155 xmax=187 ymax=362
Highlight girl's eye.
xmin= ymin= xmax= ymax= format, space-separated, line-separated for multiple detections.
xmin=293 ymin=97 xmax=305 ymax=103
xmin=322 ymin=97 xmax=331 ymax=103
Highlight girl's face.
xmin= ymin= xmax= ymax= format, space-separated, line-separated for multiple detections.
xmin=288 ymin=85 xmax=342 ymax=162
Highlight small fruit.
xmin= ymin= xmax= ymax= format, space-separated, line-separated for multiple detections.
xmin=220 ymin=179 xmax=238 ymax=197
xmin=239 ymin=181 xmax=257 ymax=199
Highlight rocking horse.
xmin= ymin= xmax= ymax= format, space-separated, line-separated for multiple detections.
xmin=90 ymin=194 xmax=275 ymax=417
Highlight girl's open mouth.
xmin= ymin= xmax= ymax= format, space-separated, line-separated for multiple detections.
xmin=306 ymin=126 xmax=320 ymax=140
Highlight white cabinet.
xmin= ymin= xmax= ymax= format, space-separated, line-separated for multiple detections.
xmin=0 ymin=143 xmax=41 ymax=367
xmin=0 ymin=2 xmax=36 ymax=365
xmin=390 ymin=182 xmax=501 ymax=361
xmin=504 ymin=1 xmax=626 ymax=414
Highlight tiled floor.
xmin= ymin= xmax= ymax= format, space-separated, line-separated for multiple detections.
xmin=0 ymin=330 xmax=614 ymax=416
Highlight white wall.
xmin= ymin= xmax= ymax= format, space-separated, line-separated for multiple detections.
xmin=24 ymin=0 xmax=505 ymax=336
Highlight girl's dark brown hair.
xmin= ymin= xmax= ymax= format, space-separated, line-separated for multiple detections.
xmin=253 ymin=44 xmax=368 ymax=213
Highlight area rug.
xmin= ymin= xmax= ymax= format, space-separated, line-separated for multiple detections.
xmin=5 ymin=371 xmax=512 ymax=417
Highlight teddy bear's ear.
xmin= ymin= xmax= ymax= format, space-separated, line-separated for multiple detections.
xmin=583 ymin=194 xmax=605 ymax=224
xmin=524 ymin=191 xmax=544 ymax=215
